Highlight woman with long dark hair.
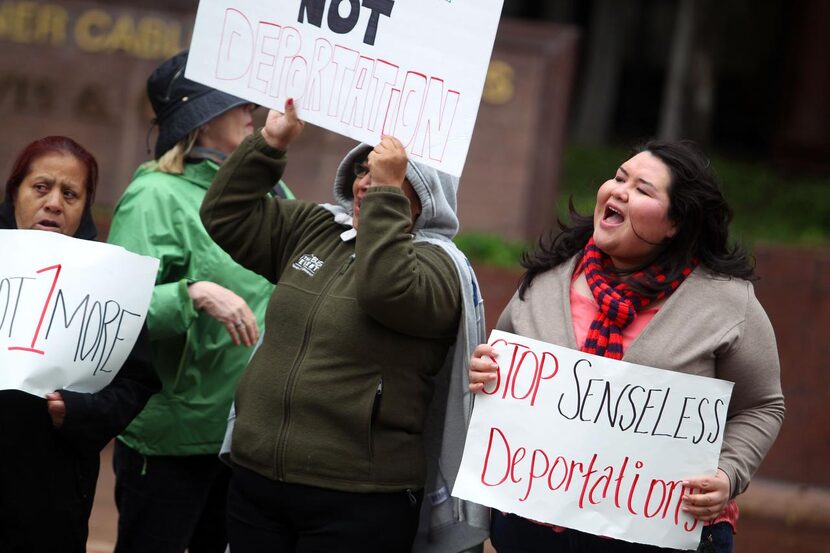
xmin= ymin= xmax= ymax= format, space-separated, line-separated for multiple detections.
xmin=469 ymin=140 xmax=785 ymax=553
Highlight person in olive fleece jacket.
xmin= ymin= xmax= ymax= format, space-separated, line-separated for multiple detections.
xmin=201 ymin=100 xmax=483 ymax=552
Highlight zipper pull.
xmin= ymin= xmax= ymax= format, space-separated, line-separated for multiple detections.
xmin=339 ymin=253 xmax=356 ymax=275
xmin=406 ymin=488 xmax=417 ymax=506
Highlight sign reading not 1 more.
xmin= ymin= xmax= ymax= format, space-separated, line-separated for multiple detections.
xmin=186 ymin=0 xmax=505 ymax=177
xmin=0 ymin=230 xmax=158 ymax=397
xmin=452 ymin=330 xmax=734 ymax=550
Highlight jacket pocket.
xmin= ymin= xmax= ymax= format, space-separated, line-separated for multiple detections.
xmin=367 ymin=377 xmax=383 ymax=459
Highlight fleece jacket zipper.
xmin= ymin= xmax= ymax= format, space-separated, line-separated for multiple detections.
xmin=274 ymin=253 xmax=356 ymax=480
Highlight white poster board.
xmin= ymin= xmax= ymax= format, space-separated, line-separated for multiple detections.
xmin=0 ymin=230 xmax=158 ymax=397
xmin=186 ymin=0 xmax=505 ymax=177
xmin=453 ymin=330 xmax=734 ymax=550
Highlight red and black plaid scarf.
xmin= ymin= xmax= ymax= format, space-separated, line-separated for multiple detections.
xmin=579 ymin=238 xmax=697 ymax=360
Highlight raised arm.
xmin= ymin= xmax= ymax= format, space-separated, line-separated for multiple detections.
xmin=200 ymin=99 xmax=321 ymax=281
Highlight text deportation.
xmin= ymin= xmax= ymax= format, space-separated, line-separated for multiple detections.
xmin=213 ymin=6 xmax=460 ymax=164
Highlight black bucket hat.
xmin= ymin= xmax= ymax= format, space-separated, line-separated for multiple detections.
xmin=148 ymin=49 xmax=251 ymax=159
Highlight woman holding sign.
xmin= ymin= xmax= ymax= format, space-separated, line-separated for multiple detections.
xmin=0 ymin=136 xmax=160 ymax=553
xmin=200 ymin=99 xmax=488 ymax=553
xmin=468 ymin=141 xmax=785 ymax=553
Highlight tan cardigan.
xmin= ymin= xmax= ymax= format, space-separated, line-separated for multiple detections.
xmin=497 ymin=256 xmax=785 ymax=497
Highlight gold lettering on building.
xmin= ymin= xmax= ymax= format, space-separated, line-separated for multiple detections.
xmin=73 ymin=8 xmax=108 ymax=51
xmin=74 ymin=8 xmax=185 ymax=59
xmin=483 ymin=59 xmax=515 ymax=105
xmin=0 ymin=1 xmax=68 ymax=45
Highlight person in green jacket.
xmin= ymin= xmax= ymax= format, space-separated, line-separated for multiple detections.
xmin=107 ymin=50 xmax=291 ymax=553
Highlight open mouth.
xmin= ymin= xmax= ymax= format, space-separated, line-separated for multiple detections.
xmin=36 ymin=219 xmax=61 ymax=229
xmin=602 ymin=205 xmax=624 ymax=225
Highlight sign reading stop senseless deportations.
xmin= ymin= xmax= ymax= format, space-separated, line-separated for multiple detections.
xmin=452 ymin=330 xmax=734 ymax=550
xmin=0 ymin=230 xmax=158 ymax=397
xmin=185 ymin=0 xmax=505 ymax=177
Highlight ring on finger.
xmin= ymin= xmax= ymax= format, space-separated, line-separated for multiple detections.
xmin=235 ymin=320 xmax=244 ymax=327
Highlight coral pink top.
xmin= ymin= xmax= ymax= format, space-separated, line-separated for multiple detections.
xmin=568 ymin=272 xmax=739 ymax=533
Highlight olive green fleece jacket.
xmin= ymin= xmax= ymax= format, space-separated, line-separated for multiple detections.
xmin=201 ymin=132 xmax=461 ymax=493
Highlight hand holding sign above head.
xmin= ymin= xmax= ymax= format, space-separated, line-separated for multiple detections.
xmin=367 ymin=136 xmax=408 ymax=188
xmin=262 ymin=98 xmax=305 ymax=151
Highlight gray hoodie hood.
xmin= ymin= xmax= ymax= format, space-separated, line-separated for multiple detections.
xmin=331 ymin=143 xmax=460 ymax=240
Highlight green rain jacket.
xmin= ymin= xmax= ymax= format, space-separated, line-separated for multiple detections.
xmin=108 ymin=159 xmax=288 ymax=455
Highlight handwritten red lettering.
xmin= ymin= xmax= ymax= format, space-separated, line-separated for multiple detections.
xmin=485 ymin=339 xmax=559 ymax=406
xmin=8 ymin=264 xmax=61 ymax=355
xmin=475 ymin=427 xmax=696 ymax=531
xmin=213 ymin=7 xmax=460 ymax=162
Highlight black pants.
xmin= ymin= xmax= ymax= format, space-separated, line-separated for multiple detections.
xmin=112 ymin=440 xmax=230 ymax=553
xmin=227 ymin=465 xmax=423 ymax=553
xmin=490 ymin=511 xmax=732 ymax=553
xmin=0 ymin=391 xmax=93 ymax=553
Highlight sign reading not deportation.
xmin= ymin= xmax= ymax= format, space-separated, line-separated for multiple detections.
xmin=186 ymin=0 xmax=505 ymax=177
xmin=0 ymin=230 xmax=158 ymax=397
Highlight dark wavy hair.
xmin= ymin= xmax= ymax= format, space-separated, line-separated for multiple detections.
xmin=518 ymin=140 xmax=755 ymax=299
xmin=5 ymin=136 xmax=98 ymax=210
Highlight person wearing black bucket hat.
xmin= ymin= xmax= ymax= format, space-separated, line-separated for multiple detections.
xmin=107 ymin=50 xmax=293 ymax=553
xmin=148 ymin=51 xmax=253 ymax=160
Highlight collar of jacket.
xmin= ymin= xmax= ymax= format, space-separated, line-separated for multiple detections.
xmin=134 ymin=158 xmax=219 ymax=191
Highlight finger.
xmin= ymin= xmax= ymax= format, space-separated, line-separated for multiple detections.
xmin=250 ymin=320 xmax=260 ymax=344
xmin=241 ymin=320 xmax=256 ymax=347
xmin=683 ymin=476 xmax=715 ymax=489
xmin=471 ymin=353 xmax=499 ymax=372
xmin=225 ymin=321 xmax=242 ymax=346
xmin=470 ymin=366 xmax=498 ymax=384
xmin=236 ymin=322 xmax=252 ymax=347
xmin=47 ymin=400 xmax=65 ymax=414
xmin=473 ymin=343 xmax=495 ymax=358
xmin=385 ymin=135 xmax=405 ymax=151
xmin=239 ymin=306 xmax=258 ymax=346
xmin=469 ymin=374 xmax=496 ymax=389
xmin=284 ymin=97 xmax=298 ymax=122
xmin=468 ymin=369 xmax=491 ymax=383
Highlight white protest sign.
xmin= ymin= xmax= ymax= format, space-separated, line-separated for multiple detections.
xmin=186 ymin=0 xmax=504 ymax=177
xmin=0 ymin=230 xmax=158 ymax=397
xmin=453 ymin=330 xmax=734 ymax=550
